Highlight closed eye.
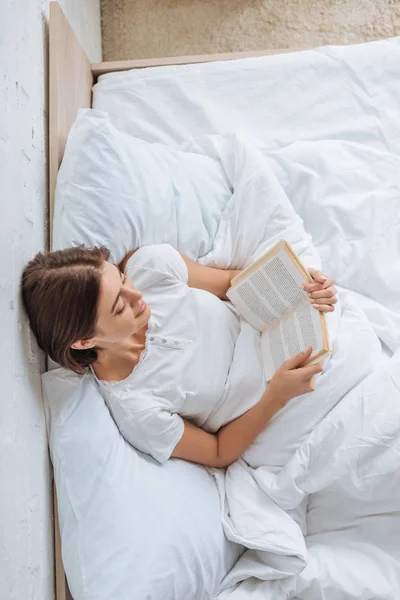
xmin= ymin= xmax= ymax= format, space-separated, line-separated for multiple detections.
xmin=116 ymin=302 xmax=126 ymax=315
xmin=115 ymin=271 xmax=128 ymax=315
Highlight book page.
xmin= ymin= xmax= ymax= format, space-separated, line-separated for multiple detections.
xmin=227 ymin=247 xmax=309 ymax=331
xmin=261 ymin=303 xmax=324 ymax=381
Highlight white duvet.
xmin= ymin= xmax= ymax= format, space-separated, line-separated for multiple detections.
xmin=91 ymin=39 xmax=400 ymax=598
xmin=175 ymin=134 xmax=400 ymax=600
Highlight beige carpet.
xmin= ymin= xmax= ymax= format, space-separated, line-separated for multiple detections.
xmin=101 ymin=0 xmax=400 ymax=61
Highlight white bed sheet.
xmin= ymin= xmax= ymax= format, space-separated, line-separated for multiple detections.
xmin=93 ymin=38 xmax=400 ymax=155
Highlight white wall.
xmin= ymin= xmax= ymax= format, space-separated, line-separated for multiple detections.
xmin=0 ymin=2 xmax=101 ymax=598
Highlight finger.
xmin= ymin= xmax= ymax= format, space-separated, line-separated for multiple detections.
xmin=301 ymin=362 xmax=324 ymax=377
xmin=309 ymin=296 xmax=337 ymax=305
xmin=321 ymin=276 xmax=335 ymax=290
xmin=309 ymin=287 xmax=336 ymax=299
xmin=308 ymin=269 xmax=328 ymax=284
xmin=283 ymin=346 xmax=312 ymax=369
xmin=302 ymin=374 xmax=317 ymax=393
xmin=311 ymin=303 xmax=335 ymax=312
xmin=309 ymin=375 xmax=317 ymax=391
xmin=303 ymin=282 xmax=324 ymax=293
xmin=303 ymin=277 xmax=335 ymax=292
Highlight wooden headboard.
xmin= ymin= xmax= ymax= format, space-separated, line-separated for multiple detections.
xmin=48 ymin=2 xmax=300 ymax=598
xmin=49 ymin=2 xmax=93 ymax=248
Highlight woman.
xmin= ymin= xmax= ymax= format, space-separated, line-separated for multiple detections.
xmin=22 ymin=244 xmax=337 ymax=467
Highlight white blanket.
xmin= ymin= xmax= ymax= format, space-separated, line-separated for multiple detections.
xmin=183 ymin=134 xmax=400 ymax=599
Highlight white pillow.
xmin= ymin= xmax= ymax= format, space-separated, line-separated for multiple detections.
xmin=42 ymin=368 xmax=242 ymax=600
xmin=53 ymin=109 xmax=232 ymax=261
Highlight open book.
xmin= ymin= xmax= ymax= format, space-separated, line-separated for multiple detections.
xmin=227 ymin=240 xmax=331 ymax=381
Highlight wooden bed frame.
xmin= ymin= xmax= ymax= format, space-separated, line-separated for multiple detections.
xmin=49 ymin=2 xmax=299 ymax=597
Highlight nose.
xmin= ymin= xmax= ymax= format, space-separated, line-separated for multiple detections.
xmin=128 ymin=287 xmax=143 ymax=306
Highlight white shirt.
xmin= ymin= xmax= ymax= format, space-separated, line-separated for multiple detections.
xmin=93 ymin=244 xmax=262 ymax=463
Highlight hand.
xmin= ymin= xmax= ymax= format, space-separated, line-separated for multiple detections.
xmin=267 ymin=347 xmax=323 ymax=408
xmin=304 ymin=269 xmax=337 ymax=313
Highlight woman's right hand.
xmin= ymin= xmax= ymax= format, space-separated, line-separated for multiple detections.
xmin=172 ymin=346 xmax=323 ymax=469
xmin=267 ymin=346 xmax=323 ymax=409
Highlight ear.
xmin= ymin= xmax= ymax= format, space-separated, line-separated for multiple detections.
xmin=71 ymin=339 xmax=96 ymax=351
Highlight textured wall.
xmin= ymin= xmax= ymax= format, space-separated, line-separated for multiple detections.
xmin=0 ymin=2 xmax=101 ymax=599
xmin=58 ymin=0 xmax=102 ymax=62
xmin=101 ymin=0 xmax=400 ymax=60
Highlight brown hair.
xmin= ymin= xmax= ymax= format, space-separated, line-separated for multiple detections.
xmin=21 ymin=246 xmax=136 ymax=374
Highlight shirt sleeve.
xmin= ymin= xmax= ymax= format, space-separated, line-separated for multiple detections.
xmin=117 ymin=404 xmax=185 ymax=463
xmin=126 ymin=244 xmax=188 ymax=288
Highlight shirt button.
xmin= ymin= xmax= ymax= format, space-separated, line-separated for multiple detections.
xmin=149 ymin=336 xmax=154 ymax=341
xmin=162 ymin=339 xmax=166 ymax=343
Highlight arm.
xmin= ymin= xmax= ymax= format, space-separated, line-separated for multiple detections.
xmin=179 ymin=254 xmax=337 ymax=310
xmin=173 ymin=390 xmax=279 ymax=468
xmin=179 ymin=253 xmax=240 ymax=299
xmin=172 ymin=347 xmax=322 ymax=467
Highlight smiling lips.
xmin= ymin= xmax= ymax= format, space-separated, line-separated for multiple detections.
xmin=136 ymin=299 xmax=146 ymax=317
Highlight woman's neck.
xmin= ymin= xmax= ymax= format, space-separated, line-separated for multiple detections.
xmin=92 ymin=325 xmax=148 ymax=381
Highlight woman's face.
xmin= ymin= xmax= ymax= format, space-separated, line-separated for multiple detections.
xmin=95 ymin=261 xmax=151 ymax=343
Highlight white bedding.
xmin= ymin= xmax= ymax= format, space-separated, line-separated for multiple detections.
xmin=53 ymin=109 xmax=232 ymax=262
xmin=93 ymin=38 xmax=400 ymax=155
xmin=93 ymin=38 xmax=400 ymax=349
xmin=54 ymin=38 xmax=400 ymax=599
xmin=178 ymin=134 xmax=400 ymax=599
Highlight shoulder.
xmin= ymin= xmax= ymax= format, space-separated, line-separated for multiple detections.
xmin=126 ymin=244 xmax=188 ymax=287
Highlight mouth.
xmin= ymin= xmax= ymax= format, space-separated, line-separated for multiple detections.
xmin=135 ymin=299 xmax=147 ymax=317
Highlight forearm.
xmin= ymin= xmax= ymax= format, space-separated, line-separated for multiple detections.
xmin=172 ymin=388 xmax=280 ymax=468
xmin=215 ymin=388 xmax=280 ymax=467
xmin=195 ymin=265 xmax=234 ymax=299
xmin=173 ymin=348 xmax=319 ymax=468
xmin=179 ymin=252 xmax=240 ymax=299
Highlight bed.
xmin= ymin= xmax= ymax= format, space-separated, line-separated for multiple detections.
xmin=49 ymin=2 xmax=400 ymax=599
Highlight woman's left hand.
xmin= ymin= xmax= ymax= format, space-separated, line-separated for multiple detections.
xmin=304 ymin=269 xmax=337 ymax=312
